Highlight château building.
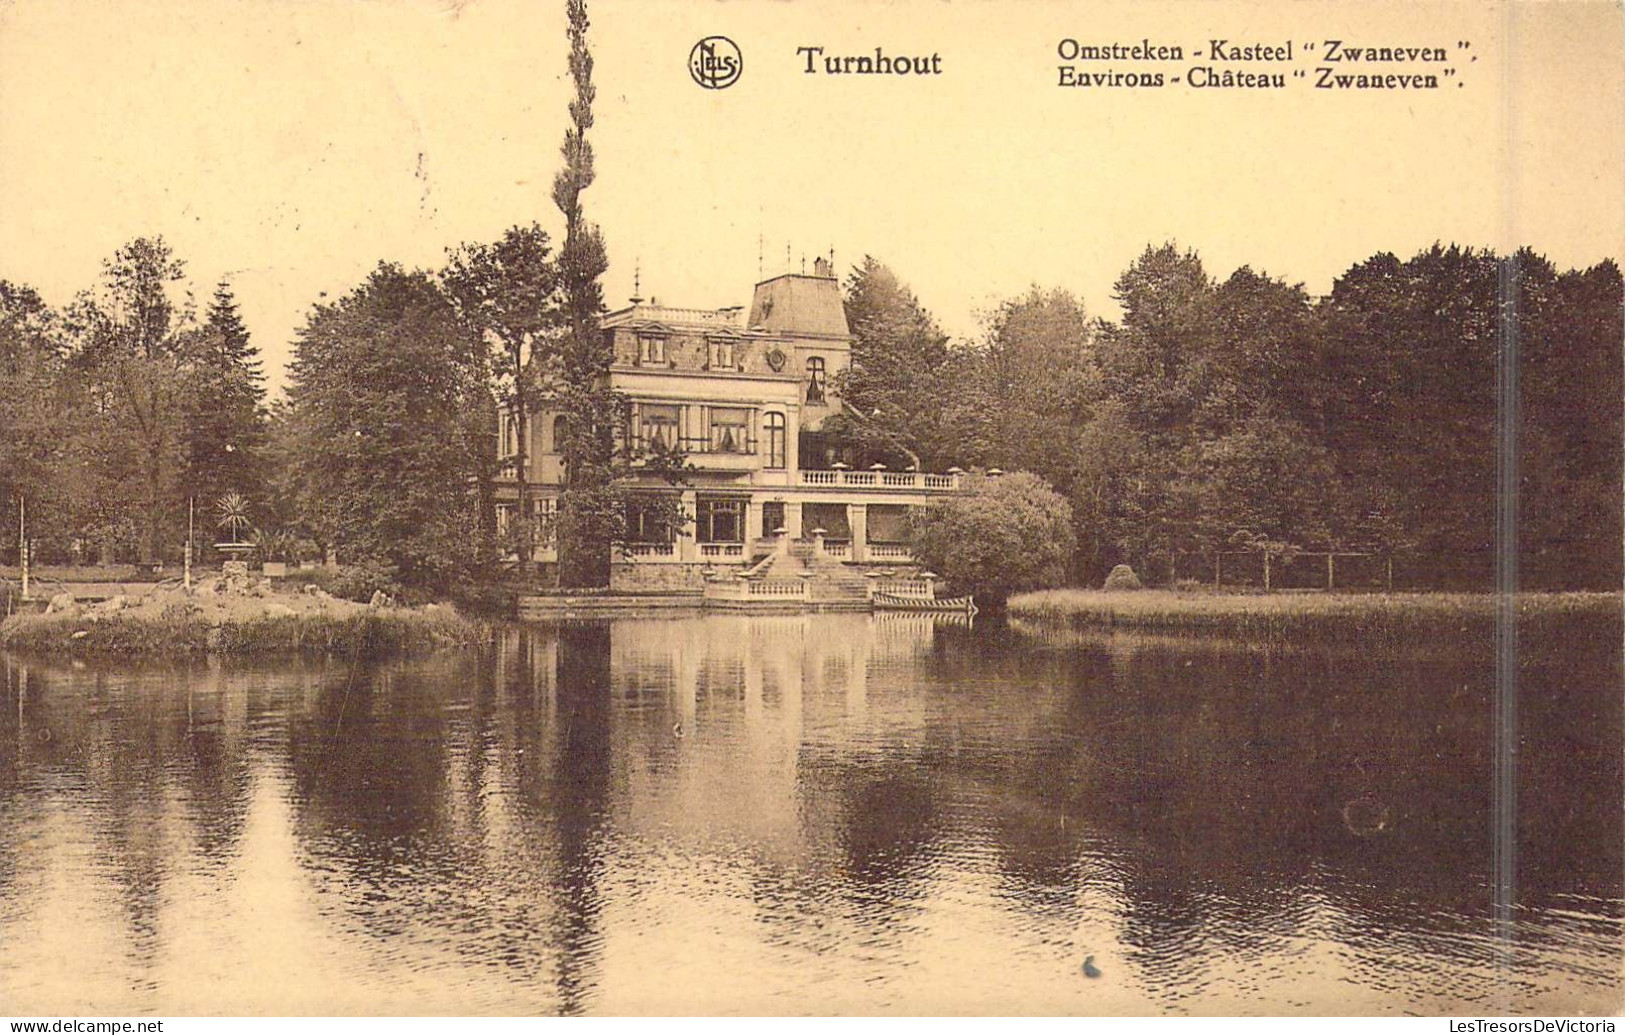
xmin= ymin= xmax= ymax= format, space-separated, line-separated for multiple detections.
xmin=495 ymin=257 xmax=963 ymax=590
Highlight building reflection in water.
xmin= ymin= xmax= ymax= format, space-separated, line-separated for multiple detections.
xmin=0 ymin=609 xmax=1619 ymax=1015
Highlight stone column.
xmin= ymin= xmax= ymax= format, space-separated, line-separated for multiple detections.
xmin=849 ymin=503 xmax=868 ymax=564
xmin=678 ymin=489 xmax=699 ymax=563
xmin=745 ymin=500 xmax=764 ymax=546
xmin=785 ymin=500 xmax=804 ymax=539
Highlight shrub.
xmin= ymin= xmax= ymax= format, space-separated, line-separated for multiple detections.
xmin=279 ymin=567 xmax=333 ymax=590
xmin=448 ymin=580 xmax=517 ymax=616
xmin=280 ymin=562 xmax=402 ymax=603
xmin=907 ymin=471 xmax=1074 ymax=603
xmin=1103 ymin=564 xmax=1144 ymax=591
xmin=331 ymin=561 xmax=403 ymax=603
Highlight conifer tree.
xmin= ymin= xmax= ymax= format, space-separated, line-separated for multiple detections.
xmin=183 ymin=279 xmax=268 ymax=517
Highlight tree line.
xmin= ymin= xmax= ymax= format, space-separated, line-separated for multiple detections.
xmin=1 ymin=0 xmax=645 ymax=597
xmin=4 ymin=235 xmax=1617 ymax=596
xmin=4 ymin=238 xmax=1618 ymax=595
xmin=1 ymin=242 xmax=266 ymax=568
xmin=836 ymin=245 xmax=1623 ymax=591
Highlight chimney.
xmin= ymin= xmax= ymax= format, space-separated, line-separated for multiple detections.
xmin=812 ymin=256 xmax=832 ymax=278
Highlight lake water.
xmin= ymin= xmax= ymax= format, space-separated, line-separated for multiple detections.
xmin=1 ymin=613 xmax=1620 ymax=1016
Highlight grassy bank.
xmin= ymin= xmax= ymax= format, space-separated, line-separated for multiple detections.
xmin=1 ymin=598 xmax=483 ymax=658
xmin=1007 ymin=589 xmax=1622 ymax=645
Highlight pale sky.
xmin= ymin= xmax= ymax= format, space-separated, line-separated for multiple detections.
xmin=1 ymin=0 xmax=1620 ymax=395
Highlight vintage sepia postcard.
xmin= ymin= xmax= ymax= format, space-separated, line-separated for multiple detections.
xmin=0 ymin=0 xmax=1621 ymax=1021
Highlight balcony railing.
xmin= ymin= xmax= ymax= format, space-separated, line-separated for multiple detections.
xmin=704 ymin=577 xmax=810 ymax=602
xmin=700 ymin=543 xmax=744 ymax=558
xmin=629 ymin=436 xmax=757 ymax=456
xmin=868 ymin=543 xmax=913 ymax=560
xmin=798 ymin=471 xmax=961 ymax=491
xmin=626 ymin=542 xmax=675 ymax=557
xmin=750 ymin=579 xmax=808 ymax=597
xmin=876 ymin=578 xmax=933 ymax=599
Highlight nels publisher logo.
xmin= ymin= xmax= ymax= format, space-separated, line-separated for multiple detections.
xmin=690 ymin=36 xmax=742 ymax=89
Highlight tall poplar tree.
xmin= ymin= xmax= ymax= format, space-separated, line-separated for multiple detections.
xmin=552 ymin=0 xmax=619 ymax=588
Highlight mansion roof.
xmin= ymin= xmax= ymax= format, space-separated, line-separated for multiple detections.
xmin=602 ymin=269 xmax=850 ymax=343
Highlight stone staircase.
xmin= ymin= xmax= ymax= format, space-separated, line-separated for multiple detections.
xmin=738 ymin=538 xmax=872 ymax=605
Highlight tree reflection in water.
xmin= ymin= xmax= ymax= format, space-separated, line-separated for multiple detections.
xmin=0 ymin=608 xmax=1618 ymax=1015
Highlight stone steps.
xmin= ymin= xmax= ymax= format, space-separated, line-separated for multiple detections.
xmin=737 ymin=541 xmax=872 ymax=603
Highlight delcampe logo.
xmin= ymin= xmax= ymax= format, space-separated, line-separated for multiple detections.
xmin=689 ymin=36 xmax=742 ymax=89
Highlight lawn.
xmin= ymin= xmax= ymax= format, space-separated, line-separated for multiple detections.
xmin=1007 ymin=588 xmax=1621 ymax=644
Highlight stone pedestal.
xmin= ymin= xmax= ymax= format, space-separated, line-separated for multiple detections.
xmin=222 ymin=560 xmax=251 ymax=592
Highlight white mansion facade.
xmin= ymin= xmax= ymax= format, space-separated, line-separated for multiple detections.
xmin=495 ymin=258 xmax=962 ymax=590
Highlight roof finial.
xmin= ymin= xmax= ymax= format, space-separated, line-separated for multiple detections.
xmin=630 ymin=260 xmax=643 ymax=305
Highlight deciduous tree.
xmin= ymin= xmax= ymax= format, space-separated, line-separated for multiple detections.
xmin=444 ymin=224 xmax=562 ymax=567
xmin=282 ymin=264 xmax=484 ymax=588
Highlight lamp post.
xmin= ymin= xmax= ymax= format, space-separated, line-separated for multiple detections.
xmin=184 ymin=496 xmax=194 ymax=591
xmin=18 ymin=496 xmax=28 ymax=601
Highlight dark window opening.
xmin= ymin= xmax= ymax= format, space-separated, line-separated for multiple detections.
xmin=762 ymin=502 xmax=786 ymax=536
xmin=806 ymin=356 xmax=826 ymax=404
xmin=626 ymin=496 xmax=676 ymax=543
xmin=802 ymin=502 xmax=850 ymax=540
xmin=697 ymin=496 xmax=746 ymax=543
xmin=867 ymin=504 xmax=911 ymax=544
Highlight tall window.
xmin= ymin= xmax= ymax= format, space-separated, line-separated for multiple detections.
xmin=709 ymin=407 xmax=751 ymax=453
xmin=708 ymin=336 xmax=738 ymax=371
xmin=533 ymin=497 xmax=558 ymax=545
xmin=806 ymin=356 xmax=826 ymax=404
xmin=764 ymin=412 xmax=786 ymax=469
xmin=500 ymin=413 xmax=517 ymax=458
xmin=638 ymin=404 xmax=680 ymax=451
xmin=637 ymin=333 xmax=667 ymax=365
xmin=552 ymin=415 xmax=568 ymax=454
